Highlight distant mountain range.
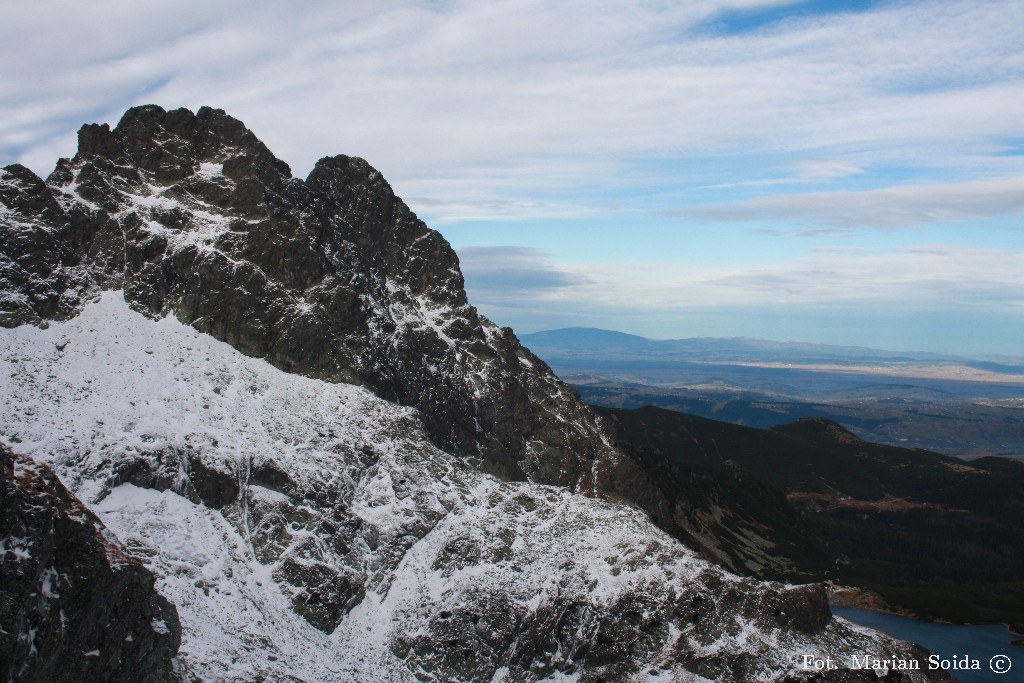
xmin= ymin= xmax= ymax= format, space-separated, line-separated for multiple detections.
xmin=520 ymin=326 xmax=1024 ymax=368
xmin=521 ymin=327 xmax=1024 ymax=459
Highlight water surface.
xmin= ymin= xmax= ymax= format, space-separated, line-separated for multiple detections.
xmin=832 ymin=605 xmax=1022 ymax=683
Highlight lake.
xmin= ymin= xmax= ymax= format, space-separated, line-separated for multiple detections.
xmin=832 ymin=605 xmax=1022 ymax=683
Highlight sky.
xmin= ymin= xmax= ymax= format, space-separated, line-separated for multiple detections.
xmin=2 ymin=0 xmax=1023 ymax=355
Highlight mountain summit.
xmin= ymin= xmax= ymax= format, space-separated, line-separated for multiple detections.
xmin=0 ymin=106 xmax=949 ymax=681
xmin=3 ymin=104 xmax=614 ymax=489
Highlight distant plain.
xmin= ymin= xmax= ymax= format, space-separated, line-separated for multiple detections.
xmin=520 ymin=328 xmax=1024 ymax=460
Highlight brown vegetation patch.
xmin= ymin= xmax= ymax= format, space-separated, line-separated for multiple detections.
xmin=788 ymin=491 xmax=966 ymax=513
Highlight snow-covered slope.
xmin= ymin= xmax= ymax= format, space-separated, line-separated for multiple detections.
xmin=1 ymin=293 xmax=944 ymax=681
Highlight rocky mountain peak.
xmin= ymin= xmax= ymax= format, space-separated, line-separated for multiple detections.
xmin=3 ymin=105 xmax=618 ymax=489
xmin=72 ymin=105 xmax=289 ymax=184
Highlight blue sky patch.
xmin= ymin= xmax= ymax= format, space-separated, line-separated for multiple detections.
xmin=697 ymin=0 xmax=891 ymax=36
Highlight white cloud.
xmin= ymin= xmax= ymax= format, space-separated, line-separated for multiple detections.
xmin=457 ymin=246 xmax=591 ymax=306
xmin=701 ymin=159 xmax=868 ymax=190
xmin=791 ymin=160 xmax=866 ymax=181
xmin=677 ymin=175 xmax=1024 ymax=227
xmin=462 ymin=243 xmax=1024 ymax=312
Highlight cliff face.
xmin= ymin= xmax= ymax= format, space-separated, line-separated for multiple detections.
xmin=0 ymin=446 xmax=182 ymax=682
xmin=0 ymin=106 xmax=952 ymax=682
xmin=0 ymin=164 xmax=93 ymax=327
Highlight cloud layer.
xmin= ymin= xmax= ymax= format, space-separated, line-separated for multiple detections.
xmin=457 ymin=246 xmax=591 ymax=305
xmin=2 ymin=0 xmax=1023 ymax=226
xmin=464 ymin=243 xmax=1023 ymax=308
xmin=459 ymin=242 xmax=1024 ymax=317
xmin=458 ymin=243 xmax=1024 ymax=352
xmin=679 ymin=175 xmax=1024 ymax=227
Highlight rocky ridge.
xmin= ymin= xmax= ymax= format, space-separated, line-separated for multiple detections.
xmin=0 ymin=106 xmax=951 ymax=681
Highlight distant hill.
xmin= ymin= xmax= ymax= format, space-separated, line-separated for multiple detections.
xmin=518 ymin=326 xmax=660 ymax=352
xmin=520 ymin=327 xmax=962 ymax=364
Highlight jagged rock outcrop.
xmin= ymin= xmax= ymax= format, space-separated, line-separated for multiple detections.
xmin=0 ymin=446 xmax=182 ymax=682
xmin=0 ymin=106 xmax=953 ymax=682
xmin=0 ymin=165 xmax=93 ymax=327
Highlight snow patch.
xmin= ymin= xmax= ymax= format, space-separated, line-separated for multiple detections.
xmin=195 ymin=162 xmax=224 ymax=179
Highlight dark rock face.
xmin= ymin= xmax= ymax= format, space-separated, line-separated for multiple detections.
xmin=108 ymin=446 xmax=239 ymax=510
xmin=0 ymin=445 xmax=182 ymax=682
xmin=0 ymin=165 xmax=93 ymax=326
xmin=398 ymin=578 xmax=835 ymax=682
xmin=1 ymin=105 xmax=614 ymax=489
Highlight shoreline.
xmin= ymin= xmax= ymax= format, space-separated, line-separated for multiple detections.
xmin=828 ymin=587 xmax=1024 ymax=638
